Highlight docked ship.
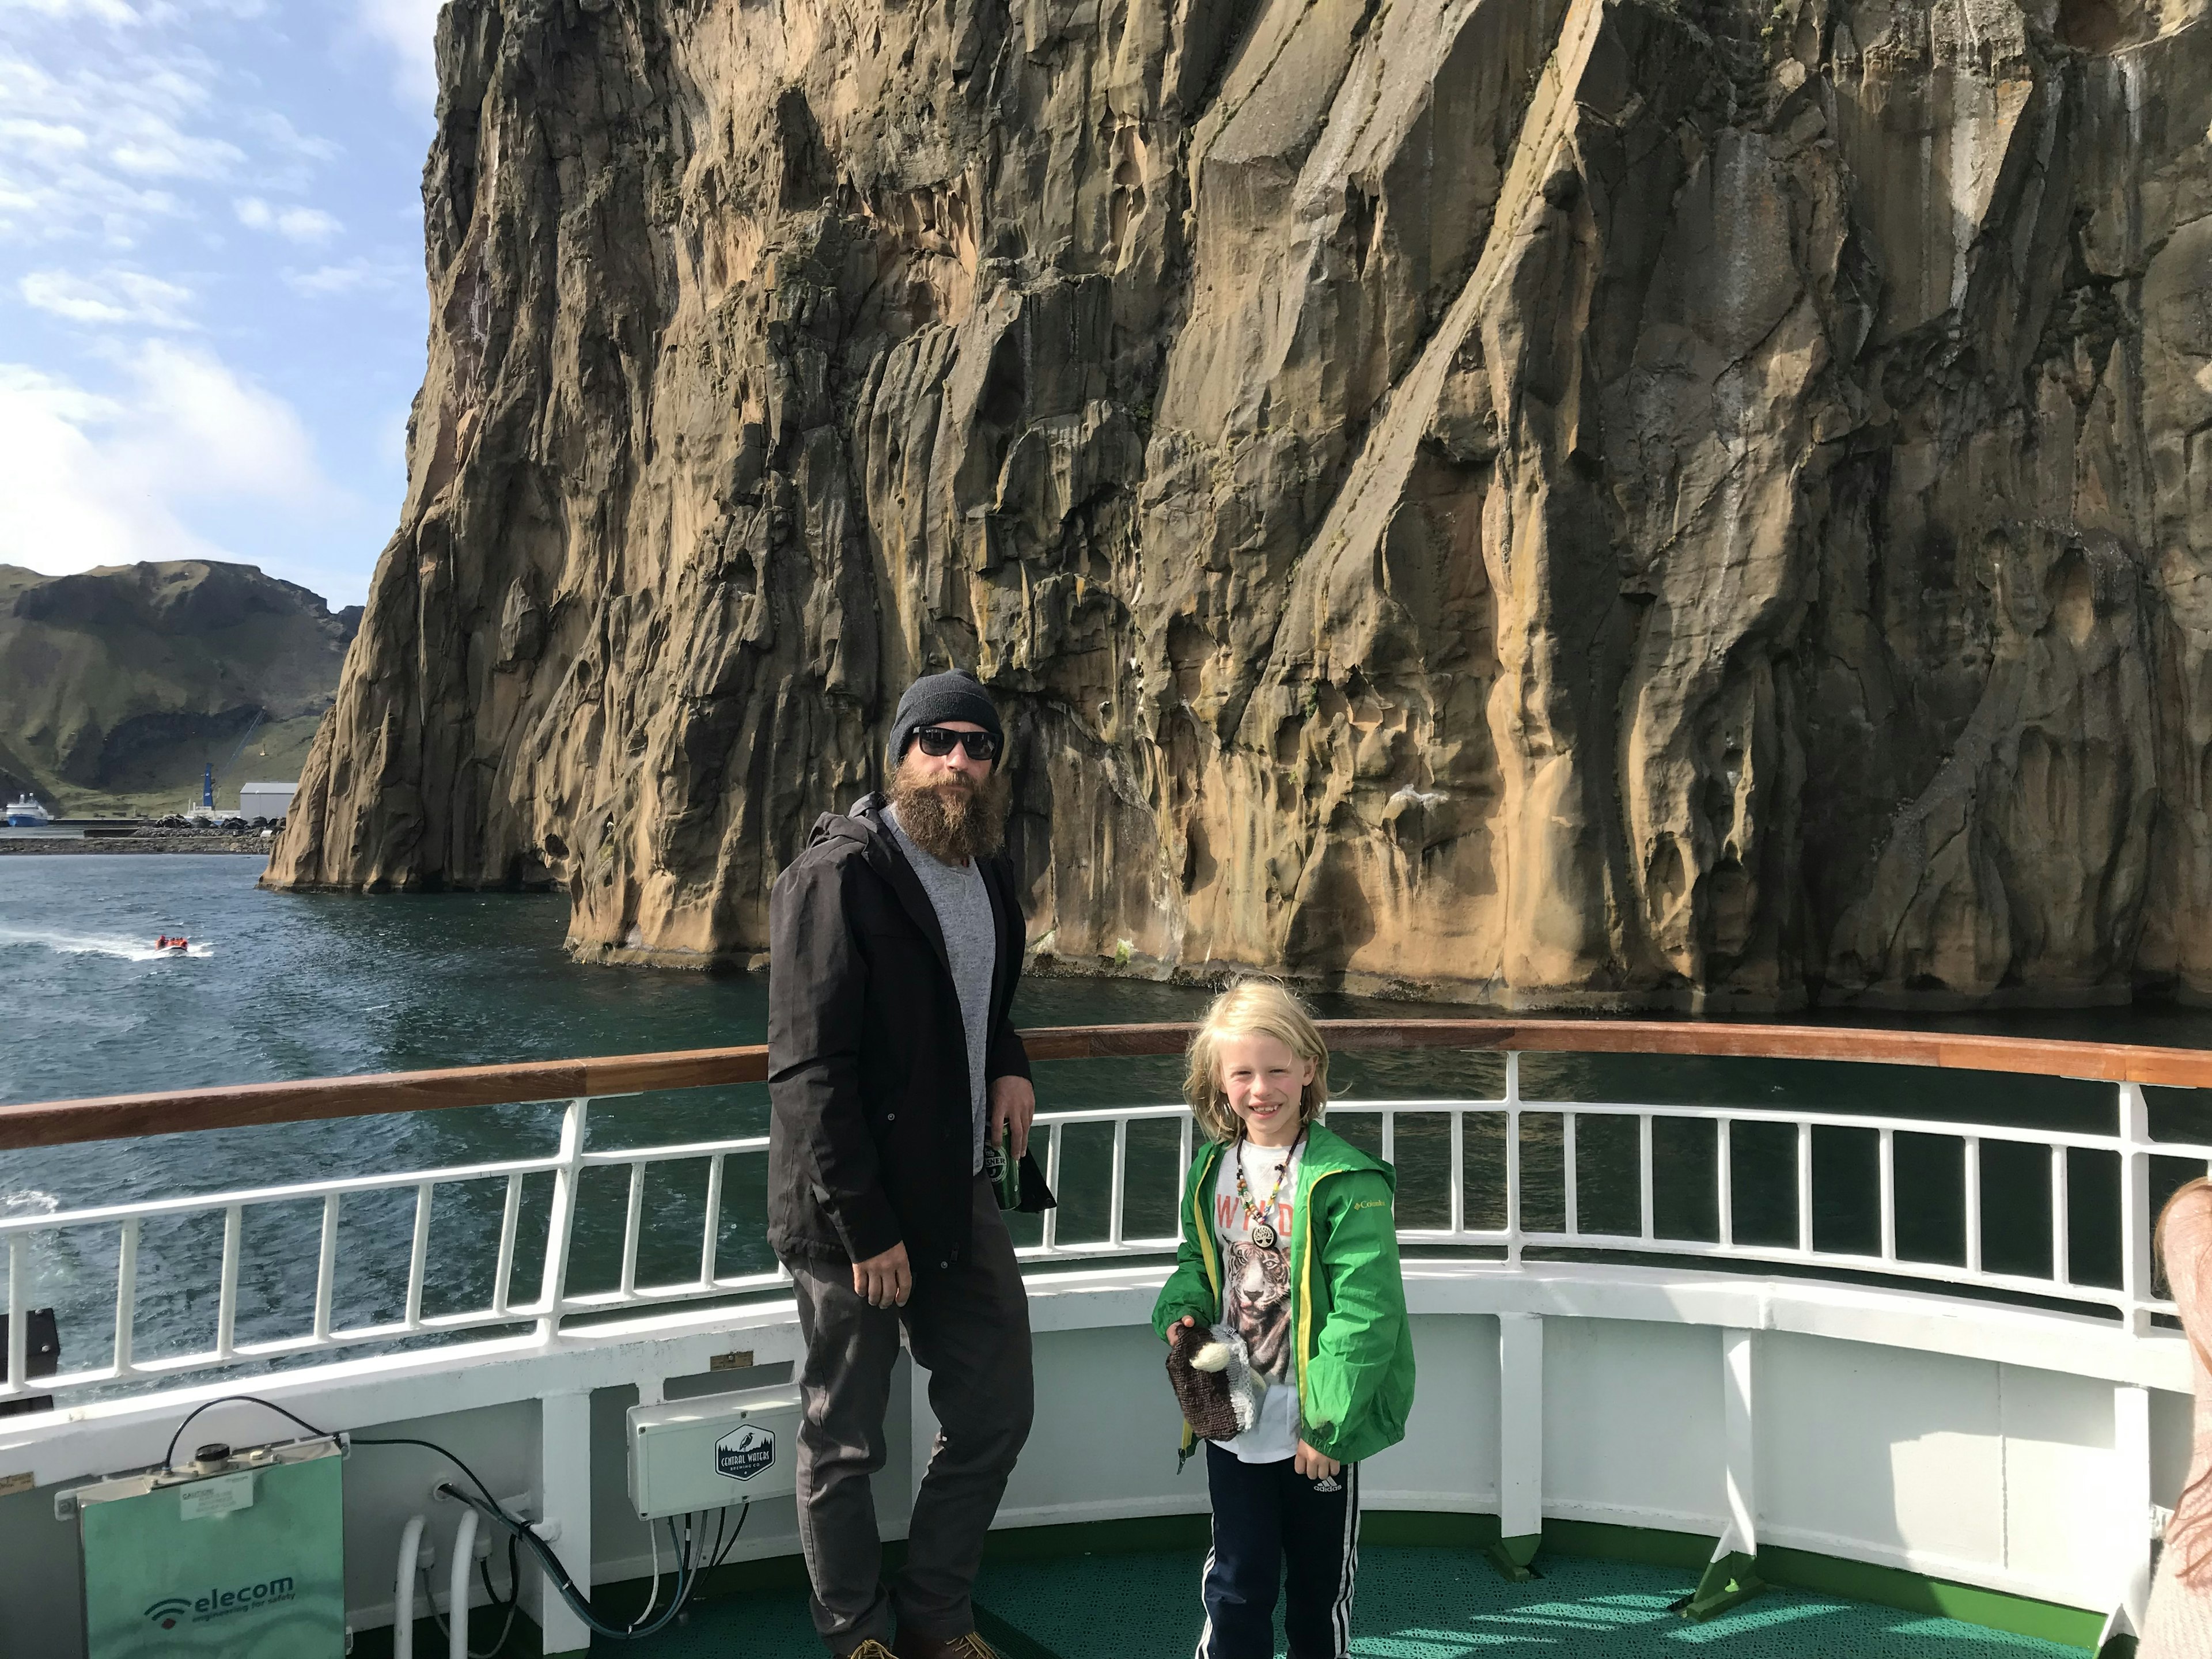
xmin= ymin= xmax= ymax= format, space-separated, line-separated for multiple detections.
xmin=3 ymin=794 xmax=50 ymax=828
xmin=0 ymin=1020 xmax=2195 ymax=1657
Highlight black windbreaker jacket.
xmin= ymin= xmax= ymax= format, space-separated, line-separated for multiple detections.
xmin=765 ymin=793 xmax=1032 ymax=1274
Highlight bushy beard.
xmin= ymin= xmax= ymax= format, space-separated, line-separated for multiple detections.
xmin=887 ymin=756 xmax=1010 ymax=865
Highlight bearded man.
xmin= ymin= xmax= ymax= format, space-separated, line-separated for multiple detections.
xmin=767 ymin=669 xmax=1037 ymax=1659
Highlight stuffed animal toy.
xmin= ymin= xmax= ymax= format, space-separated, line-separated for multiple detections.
xmin=1166 ymin=1321 xmax=1267 ymax=1442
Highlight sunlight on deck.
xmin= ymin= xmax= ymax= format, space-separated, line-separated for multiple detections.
xmin=614 ymin=1548 xmax=2085 ymax=1657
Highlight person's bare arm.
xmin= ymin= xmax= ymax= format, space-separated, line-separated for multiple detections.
xmin=2163 ymin=1181 xmax=2212 ymax=1336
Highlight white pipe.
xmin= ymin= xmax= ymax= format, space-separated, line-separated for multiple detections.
xmin=393 ymin=1515 xmax=425 ymax=1659
xmin=449 ymin=1507 xmax=478 ymax=1659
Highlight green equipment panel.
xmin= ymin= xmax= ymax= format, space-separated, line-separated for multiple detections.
xmin=78 ymin=1438 xmax=346 ymax=1657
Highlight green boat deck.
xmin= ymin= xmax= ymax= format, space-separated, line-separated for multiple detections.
xmin=616 ymin=1545 xmax=2092 ymax=1657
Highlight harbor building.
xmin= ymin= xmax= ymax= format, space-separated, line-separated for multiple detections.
xmin=238 ymin=781 xmax=297 ymax=820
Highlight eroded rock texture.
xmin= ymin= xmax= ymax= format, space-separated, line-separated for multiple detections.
xmin=270 ymin=0 xmax=2212 ymax=1009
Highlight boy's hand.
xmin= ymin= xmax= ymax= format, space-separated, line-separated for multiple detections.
xmin=1294 ymin=1440 xmax=1340 ymax=1480
xmin=1169 ymin=1315 xmax=1198 ymax=1345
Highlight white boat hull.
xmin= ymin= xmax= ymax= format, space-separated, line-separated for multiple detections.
xmin=0 ymin=1259 xmax=2175 ymax=1654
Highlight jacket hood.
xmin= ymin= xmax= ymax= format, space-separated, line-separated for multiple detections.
xmin=806 ymin=793 xmax=942 ymax=915
xmin=802 ymin=793 xmax=890 ymax=853
xmin=1301 ymin=1120 xmax=1395 ymax=1186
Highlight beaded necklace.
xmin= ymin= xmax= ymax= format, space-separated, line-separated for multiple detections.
xmin=1234 ymin=1125 xmax=1305 ymax=1251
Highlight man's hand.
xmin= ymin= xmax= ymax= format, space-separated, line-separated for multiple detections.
xmin=852 ymin=1242 xmax=912 ymax=1308
xmin=1294 ymin=1440 xmax=1341 ymax=1480
xmin=988 ymin=1074 xmax=1037 ymax=1161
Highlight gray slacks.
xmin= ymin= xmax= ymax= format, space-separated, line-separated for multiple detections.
xmin=790 ymin=1176 xmax=1035 ymax=1652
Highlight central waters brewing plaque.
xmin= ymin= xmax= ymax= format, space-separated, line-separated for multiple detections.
xmin=717 ymin=1421 xmax=777 ymax=1481
xmin=78 ymin=1440 xmax=344 ymax=1656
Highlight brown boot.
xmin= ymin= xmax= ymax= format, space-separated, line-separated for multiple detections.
xmin=894 ymin=1630 xmax=1003 ymax=1659
xmin=838 ymin=1642 xmax=900 ymax=1659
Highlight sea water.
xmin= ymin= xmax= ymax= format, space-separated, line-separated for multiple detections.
xmin=4 ymin=855 xmax=2211 ymax=1391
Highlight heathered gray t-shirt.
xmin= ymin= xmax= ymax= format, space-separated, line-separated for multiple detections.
xmin=885 ymin=806 xmax=997 ymax=1173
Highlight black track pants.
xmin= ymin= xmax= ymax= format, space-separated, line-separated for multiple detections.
xmin=1197 ymin=1441 xmax=1361 ymax=1659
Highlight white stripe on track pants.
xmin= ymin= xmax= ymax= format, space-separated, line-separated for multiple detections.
xmin=1194 ymin=1442 xmax=1359 ymax=1659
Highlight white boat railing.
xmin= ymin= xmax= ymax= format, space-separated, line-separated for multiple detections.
xmin=849 ymin=1054 xmax=2212 ymax=1330
xmin=3 ymin=1048 xmax=2207 ymax=1408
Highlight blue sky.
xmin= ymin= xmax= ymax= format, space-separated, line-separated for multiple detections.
xmin=1 ymin=0 xmax=442 ymax=609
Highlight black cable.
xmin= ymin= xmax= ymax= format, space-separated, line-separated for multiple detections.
xmin=417 ymin=1531 xmax=524 ymax=1658
xmin=349 ymin=1434 xmax=506 ymax=1511
xmin=668 ymin=1516 xmax=699 ymax=1627
xmin=628 ymin=1513 xmax=678 ymax=1632
xmin=626 ymin=1514 xmax=691 ymax=1637
xmin=158 ymin=1395 xmax=335 ymax=1471
xmin=155 ymin=1393 xmax=732 ymax=1644
xmin=416 ymin=1560 xmax=440 ymax=1636
xmin=639 ymin=1516 xmax=694 ymax=1636
xmin=481 ymin=1533 xmax=521 ymax=1623
xmin=464 ymin=1541 xmax=527 ymax=1659
xmin=708 ymin=1503 xmax=749 ymax=1573
xmin=443 ymin=1484 xmax=699 ymax=1641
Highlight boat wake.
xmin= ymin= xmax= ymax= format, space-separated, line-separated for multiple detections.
xmin=0 ymin=927 xmax=212 ymax=962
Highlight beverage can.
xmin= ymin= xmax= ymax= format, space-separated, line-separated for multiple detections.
xmin=984 ymin=1141 xmax=1020 ymax=1210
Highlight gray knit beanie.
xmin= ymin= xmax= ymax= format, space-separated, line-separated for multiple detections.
xmin=888 ymin=671 xmax=1004 ymax=770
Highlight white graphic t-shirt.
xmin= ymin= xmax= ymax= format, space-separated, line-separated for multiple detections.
xmin=1211 ymin=1137 xmax=1304 ymax=1463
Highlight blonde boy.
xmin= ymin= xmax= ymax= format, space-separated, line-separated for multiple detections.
xmin=1153 ymin=982 xmax=1415 ymax=1659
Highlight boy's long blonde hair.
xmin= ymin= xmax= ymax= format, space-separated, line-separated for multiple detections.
xmin=1184 ymin=980 xmax=1331 ymax=1143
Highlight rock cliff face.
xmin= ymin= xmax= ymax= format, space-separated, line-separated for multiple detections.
xmin=270 ymin=0 xmax=2212 ymax=1009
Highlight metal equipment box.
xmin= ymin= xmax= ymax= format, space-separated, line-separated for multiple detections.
xmin=71 ymin=1437 xmax=346 ymax=1657
xmin=627 ymin=1384 xmax=802 ymax=1518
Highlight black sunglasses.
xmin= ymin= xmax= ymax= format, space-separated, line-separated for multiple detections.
xmin=911 ymin=726 xmax=1001 ymax=762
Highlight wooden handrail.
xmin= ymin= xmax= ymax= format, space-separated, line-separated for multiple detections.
xmin=0 ymin=1019 xmax=2205 ymax=1153
xmin=0 ymin=1046 xmax=771 ymax=1153
xmin=1019 ymin=1017 xmax=2212 ymax=1087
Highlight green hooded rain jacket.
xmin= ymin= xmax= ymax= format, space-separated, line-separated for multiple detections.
xmin=1151 ymin=1119 xmax=1416 ymax=1465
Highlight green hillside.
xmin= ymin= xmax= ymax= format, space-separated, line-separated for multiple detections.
xmin=0 ymin=562 xmax=358 ymax=818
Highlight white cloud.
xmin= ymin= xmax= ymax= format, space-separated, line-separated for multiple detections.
xmin=0 ymin=343 xmax=336 ymax=573
xmin=0 ymin=0 xmax=144 ymax=22
xmin=0 ymin=47 xmax=228 ymax=244
xmin=285 ymin=255 xmax=410 ymax=297
xmin=110 ymin=125 xmax=243 ymax=180
xmin=0 ymin=0 xmax=268 ymax=21
xmin=126 ymin=340 xmax=326 ymax=499
xmin=234 ymin=195 xmax=342 ymax=243
xmin=237 ymin=110 xmax=339 ymax=169
xmin=0 ymin=118 xmax=89 ymax=158
xmin=355 ymin=0 xmax=442 ymax=105
xmin=19 ymin=267 xmax=196 ymax=327
xmin=0 ymin=40 xmax=329 ymax=248
xmin=0 ymin=1 xmax=415 ymax=607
